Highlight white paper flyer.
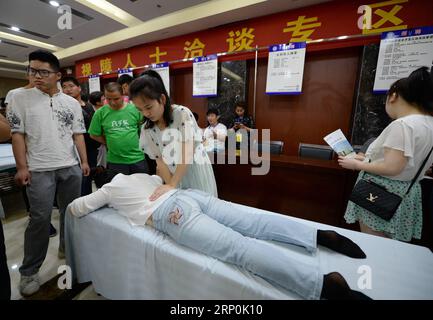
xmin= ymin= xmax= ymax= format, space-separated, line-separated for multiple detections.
xmin=323 ymin=129 xmax=356 ymax=158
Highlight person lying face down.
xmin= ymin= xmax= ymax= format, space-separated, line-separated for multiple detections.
xmin=68 ymin=173 xmax=371 ymax=300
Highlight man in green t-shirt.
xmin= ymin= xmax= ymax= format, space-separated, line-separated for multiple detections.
xmin=89 ymin=82 xmax=148 ymax=175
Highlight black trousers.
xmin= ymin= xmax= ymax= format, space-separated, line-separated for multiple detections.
xmin=0 ymin=219 xmax=11 ymax=300
xmin=107 ymin=159 xmax=150 ymax=176
xmin=81 ymin=146 xmax=99 ymax=196
xmin=420 ymin=179 xmax=433 ymax=251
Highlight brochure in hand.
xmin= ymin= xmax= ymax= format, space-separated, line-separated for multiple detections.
xmin=323 ymin=129 xmax=356 ymax=158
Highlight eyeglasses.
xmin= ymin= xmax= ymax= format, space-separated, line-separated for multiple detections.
xmin=27 ymin=67 xmax=57 ymax=78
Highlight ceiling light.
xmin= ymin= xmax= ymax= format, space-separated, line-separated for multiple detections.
xmin=10 ymin=26 xmax=20 ymax=32
xmin=0 ymin=31 xmax=62 ymax=51
xmin=75 ymin=0 xmax=142 ymax=27
xmin=0 ymin=58 xmax=27 ymax=66
xmin=0 ymin=67 xmax=27 ymax=76
xmin=39 ymin=0 xmax=93 ymax=21
xmin=0 ymin=39 xmax=28 ymax=48
xmin=0 ymin=22 xmax=50 ymax=39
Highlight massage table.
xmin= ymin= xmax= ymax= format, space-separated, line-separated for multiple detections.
xmin=65 ymin=203 xmax=433 ymax=300
xmin=0 ymin=143 xmax=16 ymax=218
xmin=0 ymin=144 xmax=15 ymax=171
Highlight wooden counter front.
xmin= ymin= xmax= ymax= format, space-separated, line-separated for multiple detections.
xmin=211 ymin=153 xmax=433 ymax=249
xmin=210 ymin=153 xmax=357 ymax=228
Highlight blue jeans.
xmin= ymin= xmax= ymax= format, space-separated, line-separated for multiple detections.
xmin=152 ymin=189 xmax=323 ymax=299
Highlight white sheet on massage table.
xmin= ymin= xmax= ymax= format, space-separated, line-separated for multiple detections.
xmin=65 ymin=204 xmax=433 ymax=300
xmin=0 ymin=144 xmax=15 ymax=218
xmin=0 ymin=144 xmax=15 ymax=171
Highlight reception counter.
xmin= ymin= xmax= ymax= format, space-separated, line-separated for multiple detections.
xmin=211 ymin=152 xmax=432 ymax=249
xmin=211 ymin=153 xmax=357 ymax=228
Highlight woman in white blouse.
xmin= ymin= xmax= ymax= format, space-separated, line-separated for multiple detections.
xmin=339 ymin=67 xmax=433 ymax=241
xmin=130 ymin=70 xmax=217 ymax=201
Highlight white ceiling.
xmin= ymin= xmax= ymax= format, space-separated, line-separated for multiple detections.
xmin=0 ymin=0 xmax=330 ymax=79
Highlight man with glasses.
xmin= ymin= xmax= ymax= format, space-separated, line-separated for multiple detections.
xmin=5 ymin=76 xmax=59 ymax=238
xmin=4 ymin=76 xmax=58 ymax=238
xmin=6 ymin=50 xmax=90 ymax=297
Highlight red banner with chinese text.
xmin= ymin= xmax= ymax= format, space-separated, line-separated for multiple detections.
xmin=75 ymin=0 xmax=433 ymax=78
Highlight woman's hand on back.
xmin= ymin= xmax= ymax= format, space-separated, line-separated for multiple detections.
xmin=150 ymin=184 xmax=174 ymax=201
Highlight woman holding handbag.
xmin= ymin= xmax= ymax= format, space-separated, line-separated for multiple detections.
xmin=338 ymin=67 xmax=433 ymax=242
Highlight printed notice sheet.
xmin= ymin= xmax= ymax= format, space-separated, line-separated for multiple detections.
xmin=193 ymin=55 xmax=218 ymax=97
xmin=373 ymin=26 xmax=433 ymax=93
xmin=118 ymin=68 xmax=133 ymax=78
xmin=88 ymin=75 xmax=100 ymax=93
xmin=152 ymin=63 xmax=170 ymax=96
xmin=266 ymin=42 xmax=306 ymax=95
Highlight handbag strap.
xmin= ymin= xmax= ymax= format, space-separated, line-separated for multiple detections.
xmin=405 ymin=146 xmax=433 ymax=195
xmin=360 ymin=146 xmax=433 ymax=195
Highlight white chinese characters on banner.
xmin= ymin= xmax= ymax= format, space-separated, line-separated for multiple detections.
xmin=193 ymin=55 xmax=218 ymax=97
xmin=88 ymin=75 xmax=100 ymax=93
xmin=151 ymin=63 xmax=170 ymax=96
xmin=265 ymin=42 xmax=306 ymax=95
xmin=373 ymin=26 xmax=433 ymax=93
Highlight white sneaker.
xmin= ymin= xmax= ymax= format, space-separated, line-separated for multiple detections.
xmin=19 ymin=273 xmax=40 ymax=297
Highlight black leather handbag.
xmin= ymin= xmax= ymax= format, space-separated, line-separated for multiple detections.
xmin=349 ymin=147 xmax=433 ymax=221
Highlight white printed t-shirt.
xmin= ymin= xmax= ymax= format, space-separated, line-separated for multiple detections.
xmin=4 ymin=87 xmax=27 ymax=105
xmin=6 ymin=87 xmax=86 ymax=171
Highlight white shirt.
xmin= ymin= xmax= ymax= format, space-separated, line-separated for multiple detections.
xmin=4 ymin=87 xmax=27 ymax=105
xmin=6 ymin=87 xmax=86 ymax=171
xmin=68 ymin=173 xmax=177 ymax=226
xmin=203 ymin=123 xmax=227 ymax=152
xmin=366 ymin=114 xmax=433 ymax=181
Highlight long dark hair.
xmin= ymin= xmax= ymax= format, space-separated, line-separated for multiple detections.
xmin=129 ymin=69 xmax=172 ymax=129
xmin=388 ymin=66 xmax=433 ymax=114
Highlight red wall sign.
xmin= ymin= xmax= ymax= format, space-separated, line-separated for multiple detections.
xmin=76 ymin=0 xmax=433 ymax=78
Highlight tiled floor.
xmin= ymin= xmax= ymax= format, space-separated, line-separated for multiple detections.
xmin=2 ymin=191 xmax=105 ymax=300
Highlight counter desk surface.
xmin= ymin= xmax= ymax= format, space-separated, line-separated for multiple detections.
xmin=210 ymin=152 xmax=355 ymax=227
